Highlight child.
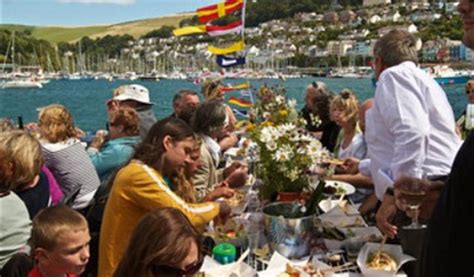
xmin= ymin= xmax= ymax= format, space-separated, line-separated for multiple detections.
xmin=114 ymin=208 xmax=203 ymax=276
xmin=29 ymin=205 xmax=90 ymax=277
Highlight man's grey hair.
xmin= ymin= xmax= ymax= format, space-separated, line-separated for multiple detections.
xmin=173 ymin=90 xmax=198 ymax=106
xmin=192 ymin=100 xmax=227 ymax=136
xmin=373 ymin=29 xmax=418 ymax=67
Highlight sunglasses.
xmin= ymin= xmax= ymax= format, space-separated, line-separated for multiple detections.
xmin=466 ymin=89 xmax=474 ymax=94
xmin=152 ymin=255 xmax=204 ymax=276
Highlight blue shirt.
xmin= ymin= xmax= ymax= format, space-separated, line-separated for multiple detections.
xmin=88 ymin=136 xmax=140 ymax=183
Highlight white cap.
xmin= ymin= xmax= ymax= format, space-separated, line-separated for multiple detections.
xmin=113 ymin=84 xmax=154 ymax=105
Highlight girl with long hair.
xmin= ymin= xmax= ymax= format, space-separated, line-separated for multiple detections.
xmin=114 ymin=208 xmax=203 ymax=277
xmin=98 ymin=117 xmax=230 ymax=276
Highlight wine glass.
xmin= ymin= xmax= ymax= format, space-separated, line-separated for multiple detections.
xmin=244 ymin=218 xmax=263 ymax=269
xmin=396 ymin=177 xmax=428 ymax=230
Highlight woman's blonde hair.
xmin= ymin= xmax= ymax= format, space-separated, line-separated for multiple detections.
xmin=38 ymin=104 xmax=76 ymax=143
xmin=330 ymin=89 xmax=359 ymax=126
xmin=0 ymin=130 xmax=43 ymax=192
xmin=110 ymin=107 xmax=140 ymax=137
xmin=201 ymin=79 xmax=222 ymax=101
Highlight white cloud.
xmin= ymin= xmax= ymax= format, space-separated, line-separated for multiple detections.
xmin=58 ymin=0 xmax=136 ymax=5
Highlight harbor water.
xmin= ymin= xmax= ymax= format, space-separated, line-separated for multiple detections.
xmin=0 ymin=77 xmax=468 ymax=131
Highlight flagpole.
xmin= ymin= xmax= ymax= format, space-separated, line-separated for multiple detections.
xmin=241 ymin=0 xmax=247 ymax=43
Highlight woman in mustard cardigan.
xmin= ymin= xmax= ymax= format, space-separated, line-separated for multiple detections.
xmin=98 ymin=117 xmax=230 ymax=276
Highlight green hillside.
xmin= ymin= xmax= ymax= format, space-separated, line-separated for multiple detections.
xmin=0 ymin=13 xmax=192 ymax=44
xmin=32 ymin=26 xmax=108 ymax=43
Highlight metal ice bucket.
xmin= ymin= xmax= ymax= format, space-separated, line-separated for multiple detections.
xmin=263 ymin=202 xmax=319 ymax=259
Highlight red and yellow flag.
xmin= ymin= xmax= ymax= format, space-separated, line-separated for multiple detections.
xmin=197 ymin=0 xmax=244 ymax=24
xmin=173 ymin=20 xmax=243 ymax=37
xmin=228 ymin=96 xmax=253 ymax=108
xmin=220 ymin=82 xmax=250 ymax=92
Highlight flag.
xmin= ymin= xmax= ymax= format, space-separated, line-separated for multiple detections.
xmin=228 ymin=96 xmax=253 ymax=108
xmin=173 ymin=25 xmax=206 ymax=36
xmin=221 ymin=82 xmax=250 ymax=92
xmin=208 ymin=40 xmax=244 ymax=55
xmin=197 ymin=0 xmax=244 ymax=24
xmin=174 ymin=20 xmax=243 ymax=37
xmin=233 ymin=109 xmax=249 ymax=118
xmin=239 ymin=89 xmax=251 ymax=97
xmin=207 ymin=20 xmax=243 ymax=36
xmin=216 ymin=54 xmax=246 ymax=68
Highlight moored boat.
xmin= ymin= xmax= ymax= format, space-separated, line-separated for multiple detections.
xmin=1 ymin=79 xmax=43 ymax=89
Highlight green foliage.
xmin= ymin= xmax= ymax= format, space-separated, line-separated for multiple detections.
xmin=0 ymin=29 xmax=60 ymax=70
xmin=179 ymin=16 xmax=199 ymax=27
xmin=417 ymin=15 xmax=463 ymax=41
xmin=142 ymin=25 xmax=175 ymax=39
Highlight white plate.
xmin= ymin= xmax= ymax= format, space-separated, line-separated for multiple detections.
xmin=324 ymin=180 xmax=356 ymax=195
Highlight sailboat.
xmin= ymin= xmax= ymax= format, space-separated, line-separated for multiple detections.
xmin=1 ymin=31 xmax=43 ymax=89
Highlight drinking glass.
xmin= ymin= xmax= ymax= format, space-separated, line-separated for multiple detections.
xmin=398 ymin=179 xmax=428 ymax=230
xmin=244 ymin=220 xmax=263 ymax=269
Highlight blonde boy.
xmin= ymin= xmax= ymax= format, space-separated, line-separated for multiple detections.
xmin=29 ymin=206 xmax=90 ymax=277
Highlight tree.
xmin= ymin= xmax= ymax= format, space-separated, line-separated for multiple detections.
xmin=142 ymin=25 xmax=175 ymax=39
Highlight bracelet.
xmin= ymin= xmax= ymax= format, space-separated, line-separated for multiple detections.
xmin=385 ymin=187 xmax=394 ymax=196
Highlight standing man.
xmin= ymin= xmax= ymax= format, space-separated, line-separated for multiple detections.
xmin=366 ymin=30 xmax=462 ymax=237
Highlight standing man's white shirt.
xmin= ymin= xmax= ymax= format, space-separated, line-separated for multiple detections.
xmin=365 ymin=61 xmax=462 ymax=200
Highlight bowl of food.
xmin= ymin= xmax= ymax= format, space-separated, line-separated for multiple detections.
xmin=357 ymin=242 xmax=415 ymax=276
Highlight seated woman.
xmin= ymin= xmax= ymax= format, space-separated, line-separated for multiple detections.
xmin=2 ymin=130 xmax=52 ymax=219
xmin=98 ymin=117 xmax=230 ymax=276
xmin=330 ymin=89 xmax=365 ymax=160
xmin=328 ymin=92 xmax=374 ymax=205
xmin=0 ymin=132 xmax=31 ymax=269
xmin=0 ymin=121 xmax=63 ymax=211
xmin=174 ymin=138 xmax=235 ymax=203
xmin=202 ymin=80 xmax=238 ymax=152
xmin=114 ymin=208 xmax=203 ymax=276
xmin=87 ymin=107 xmax=140 ymax=183
xmin=300 ymin=82 xmax=340 ymax=152
xmin=38 ymin=104 xmax=101 ymax=210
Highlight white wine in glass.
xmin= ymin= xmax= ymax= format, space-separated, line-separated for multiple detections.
xmin=399 ymin=180 xmax=428 ymax=230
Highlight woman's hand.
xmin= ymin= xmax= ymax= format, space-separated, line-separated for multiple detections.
xmin=225 ymin=168 xmax=248 ymax=188
xmin=342 ymin=157 xmax=360 ymax=175
xmin=89 ymin=131 xmax=107 ymax=150
xmin=216 ymin=202 xmax=232 ymax=225
xmin=204 ymin=185 xmax=235 ymax=201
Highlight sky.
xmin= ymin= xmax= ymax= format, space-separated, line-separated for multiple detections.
xmin=1 ymin=0 xmax=218 ymax=26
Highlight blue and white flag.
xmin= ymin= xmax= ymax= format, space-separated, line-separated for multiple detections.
xmin=233 ymin=108 xmax=249 ymax=118
xmin=240 ymin=89 xmax=251 ymax=97
xmin=216 ymin=55 xmax=246 ymax=68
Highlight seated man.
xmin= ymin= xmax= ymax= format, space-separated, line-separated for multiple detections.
xmin=107 ymin=84 xmax=156 ymax=139
xmin=192 ymin=101 xmax=248 ymax=200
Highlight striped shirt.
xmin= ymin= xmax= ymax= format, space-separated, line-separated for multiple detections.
xmin=41 ymin=139 xmax=100 ymax=209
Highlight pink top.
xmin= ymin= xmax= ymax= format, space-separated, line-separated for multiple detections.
xmin=41 ymin=166 xmax=63 ymax=205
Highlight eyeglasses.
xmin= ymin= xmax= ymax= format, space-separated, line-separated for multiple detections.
xmin=466 ymin=89 xmax=474 ymax=94
xmin=152 ymin=255 xmax=204 ymax=276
